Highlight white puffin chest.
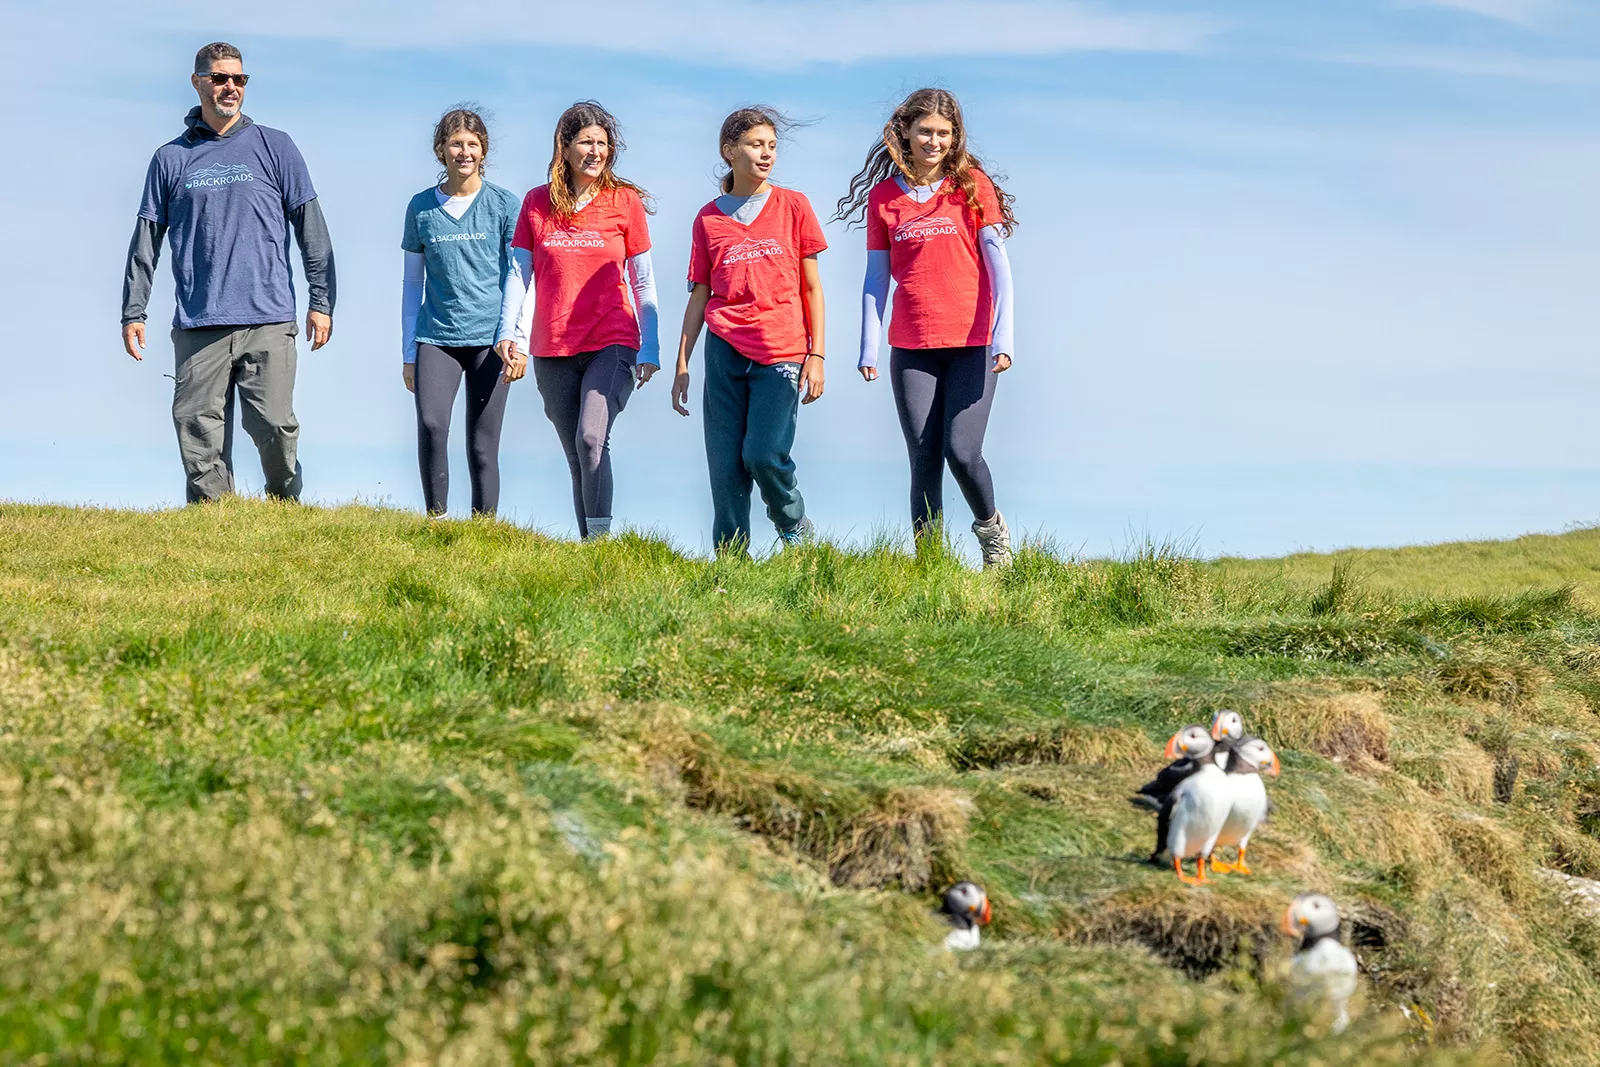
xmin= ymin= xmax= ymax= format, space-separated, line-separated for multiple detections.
xmin=1291 ymin=938 xmax=1359 ymax=1029
xmin=1167 ymin=763 xmax=1230 ymax=858
xmin=1216 ymin=773 xmax=1268 ymax=848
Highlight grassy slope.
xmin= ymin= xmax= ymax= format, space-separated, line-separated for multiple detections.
xmin=5 ymin=505 xmax=1600 ymax=1064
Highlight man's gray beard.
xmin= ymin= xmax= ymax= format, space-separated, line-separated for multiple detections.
xmin=212 ymin=97 xmax=241 ymax=118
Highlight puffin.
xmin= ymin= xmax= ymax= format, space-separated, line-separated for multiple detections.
xmin=1161 ymin=725 xmax=1232 ymax=885
xmin=940 ymin=881 xmax=992 ymax=951
xmin=1282 ymin=892 xmax=1359 ymax=1033
xmin=1131 ymin=710 xmax=1245 ymax=865
xmin=1210 ymin=737 xmax=1280 ymax=876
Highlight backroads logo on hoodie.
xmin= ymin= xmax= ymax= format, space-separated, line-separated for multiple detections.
xmin=721 ymin=237 xmax=786 ymax=265
xmin=185 ymin=162 xmax=255 ymax=189
xmin=543 ymin=229 xmax=607 ymax=250
xmin=893 ymin=215 xmax=960 ymax=242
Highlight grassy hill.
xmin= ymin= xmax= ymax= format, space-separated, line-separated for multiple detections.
xmin=4 ymin=502 xmax=1600 ymax=1065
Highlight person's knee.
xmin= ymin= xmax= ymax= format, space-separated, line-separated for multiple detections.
xmin=576 ymin=423 xmax=609 ymax=467
xmin=417 ymin=407 xmax=451 ymax=440
xmin=944 ymin=438 xmax=985 ymax=474
xmin=740 ymin=440 xmax=778 ymax=479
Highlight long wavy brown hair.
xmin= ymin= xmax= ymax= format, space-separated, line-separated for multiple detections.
xmin=834 ymin=88 xmax=1016 ymax=237
xmin=547 ymin=101 xmax=653 ymax=219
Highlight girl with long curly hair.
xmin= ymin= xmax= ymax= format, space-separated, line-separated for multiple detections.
xmin=497 ymin=101 xmax=660 ymax=540
xmin=835 ymin=88 xmax=1018 ymax=568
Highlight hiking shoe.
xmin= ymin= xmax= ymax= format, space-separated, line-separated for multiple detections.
xmin=779 ymin=517 xmax=816 ymax=549
xmin=972 ymin=511 xmax=1013 ymax=570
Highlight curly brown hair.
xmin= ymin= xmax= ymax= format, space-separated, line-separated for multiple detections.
xmin=547 ymin=101 xmax=652 ymax=219
xmin=432 ymin=107 xmax=490 ymax=180
xmin=833 ymin=88 xmax=1016 ymax=237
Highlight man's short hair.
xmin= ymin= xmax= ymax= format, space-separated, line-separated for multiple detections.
xmin=194 ymin=42 xmax=242 ymax=74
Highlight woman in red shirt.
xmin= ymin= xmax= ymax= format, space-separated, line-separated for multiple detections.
xmin=497 ymin=101 xmax=659 ymax=540
xmin=671 ymin=107 xmax=827 ymax=556
xmin=835 ymin=89 xmax=1018 ymax=569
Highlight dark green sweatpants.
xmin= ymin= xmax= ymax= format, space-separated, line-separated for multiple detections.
xmin=702 ymin=331 xmax=806 ymax=553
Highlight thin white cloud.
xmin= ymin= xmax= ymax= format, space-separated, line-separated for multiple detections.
xmin=145 ymin=0 xmax=1217 ymax=66
xmin=1326 ymin=44 xmax=1600 ymax=84
xmin=1403 ymin=0 xmax=1559 ymax=28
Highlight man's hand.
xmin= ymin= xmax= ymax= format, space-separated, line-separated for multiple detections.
xmin=671 ymin=362 xmax=691 ymax=416
xmin=800 ymin=355 xmax=825 ymax=405
xmin=859 ymin=365 xmax=878 ymax=382
xmin=634 ymin=362 xmax=657 ymax=390
xmin=403 ymin=364 xmax=415 ymax=393
xmin=122 ymin=322 xmax=146 ymax=361
xmin=306 ymin=310 xmax=332 ymax=350
xmin=993 ymin=352 xmax=1012 ymax=373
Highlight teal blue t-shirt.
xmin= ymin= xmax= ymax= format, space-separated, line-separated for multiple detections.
xmin=401 ymin=182 xmax=519 ymax=347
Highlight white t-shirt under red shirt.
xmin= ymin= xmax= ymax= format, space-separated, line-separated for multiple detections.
xmin=688 ymin=185 xmax=828 ymax=365
xmin=866 ymin=169 xmax=1003 ymax=350
xmin=511 ymin=185 xmax=652 ymax=358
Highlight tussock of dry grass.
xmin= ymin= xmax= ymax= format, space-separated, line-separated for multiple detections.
xmin=1058 ymin=883 xmax=1287 ymax=979
xmin=1252 ymin=690 xmax=1393 ymax=765
xmin=587 ymin=705 xmax=971 ymax=891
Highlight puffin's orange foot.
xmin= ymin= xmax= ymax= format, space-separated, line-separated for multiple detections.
xmin=1173 ymin=858 xmax=1202 ymax=885
xmin=1209 ymin=857 xmax=1235 ymax=875
xmin=1233 ymin=848 xmax=1253 ymax=876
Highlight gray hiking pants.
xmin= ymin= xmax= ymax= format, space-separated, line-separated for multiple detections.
xmin=171 ymin=322 xmax=302 ymax=503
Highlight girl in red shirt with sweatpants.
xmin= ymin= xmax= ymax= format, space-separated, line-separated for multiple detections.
xmin=672 ymin=107 xmax=827 ymax=556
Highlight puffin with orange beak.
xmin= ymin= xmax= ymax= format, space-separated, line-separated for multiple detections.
xmin=941 ymin=881 xmax=992 ymax=951
xmin=1281 ymin=892 xmax=1359 ymax=1033
xmin=1209 ymin=737 xmax=1280 ymax=876
xmin=1131 ymin=710 xmax=1245 ymax=865
xmin=1160 ymin=725 xmax=1231 ymax=885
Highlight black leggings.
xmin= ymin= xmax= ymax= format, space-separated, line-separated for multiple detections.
xmin=414 ymin=343 xmax=509 ymax=516
xmin=532 ymin=344 xmax=636 ymax=536
xmin=890 ymin=345 xmax=998 ymax=534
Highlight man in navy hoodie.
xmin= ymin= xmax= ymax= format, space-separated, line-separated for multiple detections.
xmin=121 ymin=42 xmax=336 ymax=503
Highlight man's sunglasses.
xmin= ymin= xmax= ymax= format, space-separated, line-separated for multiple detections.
xmin=200 ymin=72 xmax=250 ymax=87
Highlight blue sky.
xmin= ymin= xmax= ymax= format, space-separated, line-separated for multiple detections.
xmin=3 ymin=0 xmax=1599 ymax=558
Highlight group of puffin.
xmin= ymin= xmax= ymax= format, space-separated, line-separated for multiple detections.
xmin=936 ymin=709 xmax=1361 ymax=1033
xmin=1132 ymin=709 xmax=1279 ymax=884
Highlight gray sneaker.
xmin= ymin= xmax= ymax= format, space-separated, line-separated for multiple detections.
xmin=972 ymin=512 xmax=1013 ymax=570
xmin=779 ymin=517 xmax=816 ymax=549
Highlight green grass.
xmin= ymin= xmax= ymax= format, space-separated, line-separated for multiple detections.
xmin=7 ymin=502 xmax=1600 ymax=1064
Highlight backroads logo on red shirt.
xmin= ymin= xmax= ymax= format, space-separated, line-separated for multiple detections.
xmin=543 ymin=229 xmax=607 ymax=250
xmin=893 ymin=215 xmax=960 ymax=242
xmin=721 ymin=237 xmax=786 ymax=265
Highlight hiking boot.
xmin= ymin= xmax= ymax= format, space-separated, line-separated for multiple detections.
xmin=779 ymin=517 xmax=815 ymax=549
xmin=972 ymin=511 xmax=1013 ymax=570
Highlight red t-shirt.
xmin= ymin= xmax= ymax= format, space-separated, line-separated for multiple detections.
xmin=688 ymin=185 xmax=828 ymax=365
xmin=866 ymin=169 xmax=1001 ymax=350
xmin=511 ymin=185 xmax=651 ymax=358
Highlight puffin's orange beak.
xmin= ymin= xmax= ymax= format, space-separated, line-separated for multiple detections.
xmin=1263 ymin=756 xmax=1281 ymax=778
xmin=1280 ymin=908 xmax=1299 ymax=936
xmin=1164 ymin=733 xmax=1183 ymax=759
xmin=980 ymin=898 xmax=992 ymax=925
xmin=1210 ymin=721 xmax=1225 ymax=740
